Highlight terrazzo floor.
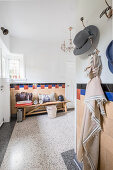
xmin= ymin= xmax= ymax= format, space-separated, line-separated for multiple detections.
xmin=0 ymin=110 xmax=75 ymax=170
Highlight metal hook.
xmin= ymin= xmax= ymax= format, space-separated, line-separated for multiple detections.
xmin=80 ymin=17 xmax=86 ymax=28
xmin=100 ymin=0 xmax=112 ymax=18
xmin=105 ymin=0 xmax=110 ymax=7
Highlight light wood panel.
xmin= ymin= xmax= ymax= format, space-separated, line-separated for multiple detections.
xmin=76 ymin=96 xmax=85 ymax=151
xmin=77 ymin=95 xmax=113 ymax=170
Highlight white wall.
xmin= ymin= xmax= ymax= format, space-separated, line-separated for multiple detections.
xmin=0 ymin=29 xmax=10 ymax=51
xmin=74 ymin=0 xmax=113 ymax=84
xmin=10 ymin=37 xmax=66 ymax=83
xmin=0 ymin=34 xmax=10 ymax=54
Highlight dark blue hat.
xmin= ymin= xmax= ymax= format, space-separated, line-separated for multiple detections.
xmin=106 ymin=40 xmax=113 ymax=74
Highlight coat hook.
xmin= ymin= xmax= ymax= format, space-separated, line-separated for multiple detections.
xmin=80 ymin=17 xmax=86 ymax=28
xmin=100 ymin=0 xmax=113 ymax=18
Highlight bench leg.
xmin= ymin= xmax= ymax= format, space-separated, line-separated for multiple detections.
xmin=23 ymin=108 xmax=26 ymax=120
xmin=64 ymin=103 xmax=67 ymax=112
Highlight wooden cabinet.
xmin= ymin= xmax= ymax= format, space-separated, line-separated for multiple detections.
xmin=0 ymin=78 xmax=4 ymax=127
xmin=0 ymin=78 xmax=10 ymax=125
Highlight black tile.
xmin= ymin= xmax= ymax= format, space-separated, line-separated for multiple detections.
xmin=81 ymin=84 xmax=86 ymax=89
xmin=102 ymin=84 xmax=113 ymax=92
xmin=0 ymin=120 xmax=16 ymax=166
xmin=77 ymin=84 xmax=86 ymax=89
xmin=10 ymin=83 xmax=65 ymax=88
xmin=77 ymin=84 xmax=113 ymax=93
xmin=10 ymin=84 xmax=14 ymax=88
xmin=61 ymin=149 xmax=83 ymax=170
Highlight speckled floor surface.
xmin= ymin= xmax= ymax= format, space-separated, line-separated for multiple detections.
xmin=0 ymin=111 xmax=75 ymax=170
xmin=0 ymin=120 xmax=16 ymax=166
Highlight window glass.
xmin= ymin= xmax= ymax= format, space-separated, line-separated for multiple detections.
xmin=9 ymin=59 xmax=20 ymax=79
xmin=8 ymin=55 xmax=25 ymax=80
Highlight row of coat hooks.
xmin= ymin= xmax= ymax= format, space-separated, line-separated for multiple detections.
xmin=79 ymin=0 xmax=113 ymax=57
xmin=72 ymin=0 xmax=112 ymax=56
xmin=61 ymin=0 xmax=112 ymax=54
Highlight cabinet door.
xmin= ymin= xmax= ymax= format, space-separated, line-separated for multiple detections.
xmin=0 ymin=79 xmax=3 ymax=127
xmin=0 ymin=48 xmax=3 ymax=127
xmin=1 ymin=79 xmax=10 ymax=122
xmin=65 ymin=62 xmax=76 ymax=108
xmin=65 ymin=82 xmax=75 ymax=108
xmin=0 ymin=48 xmax=1 ymax=78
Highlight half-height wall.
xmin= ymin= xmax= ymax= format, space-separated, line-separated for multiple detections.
xmin=10 ymin=83 xmax=65 ymax=114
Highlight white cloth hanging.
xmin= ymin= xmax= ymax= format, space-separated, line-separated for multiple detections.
xmin=77 ymin=54 xmax=107 ymax=170
xmin=85 ymin=53 xmax=102 ymax=79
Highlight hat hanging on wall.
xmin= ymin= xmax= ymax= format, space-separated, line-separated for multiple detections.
xmin=73 ymin=17 xmax=99 ymax=55
xmin=106 ymin=40 xmax=113 ymax=74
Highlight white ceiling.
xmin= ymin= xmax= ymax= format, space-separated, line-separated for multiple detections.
xmin=0 ymin=0 xmax=77 ymax=41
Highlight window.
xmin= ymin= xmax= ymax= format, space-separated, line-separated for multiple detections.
xmin=9 ymin=59 xmax=20 ymax=79
xmin=8 ymin=54 xmax=25 ymax=80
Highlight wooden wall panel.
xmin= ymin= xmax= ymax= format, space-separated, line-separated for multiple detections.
xmin=76 ymin=96 xmax=85 ymax=151
xmin=100 ymin=133 xmax=113 ymax=170
xmin=105 ymin=102 xmax=113 ymax=120
xmin=77 ymin=95 xmax=113 ymax=170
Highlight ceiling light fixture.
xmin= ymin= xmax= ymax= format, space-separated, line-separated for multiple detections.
xmin=1 ymin=27 xmax=9 ymax=35
xmin=61 ymin=27 xmax=74 ymax=52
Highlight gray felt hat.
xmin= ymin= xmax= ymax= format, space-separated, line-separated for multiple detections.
xmin=73 ymin=25 xmax=99 ymax=55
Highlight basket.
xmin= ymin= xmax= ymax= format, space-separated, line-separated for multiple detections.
xmin=46 ymin=105 xmax=57 ymax=118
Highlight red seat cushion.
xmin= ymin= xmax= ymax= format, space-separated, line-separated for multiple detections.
xmin=16 ymin=102 xmax=33 ymax=107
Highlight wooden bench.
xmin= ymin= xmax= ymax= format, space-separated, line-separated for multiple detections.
xmin=16 ymin=101 xmax=69 ymax=120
